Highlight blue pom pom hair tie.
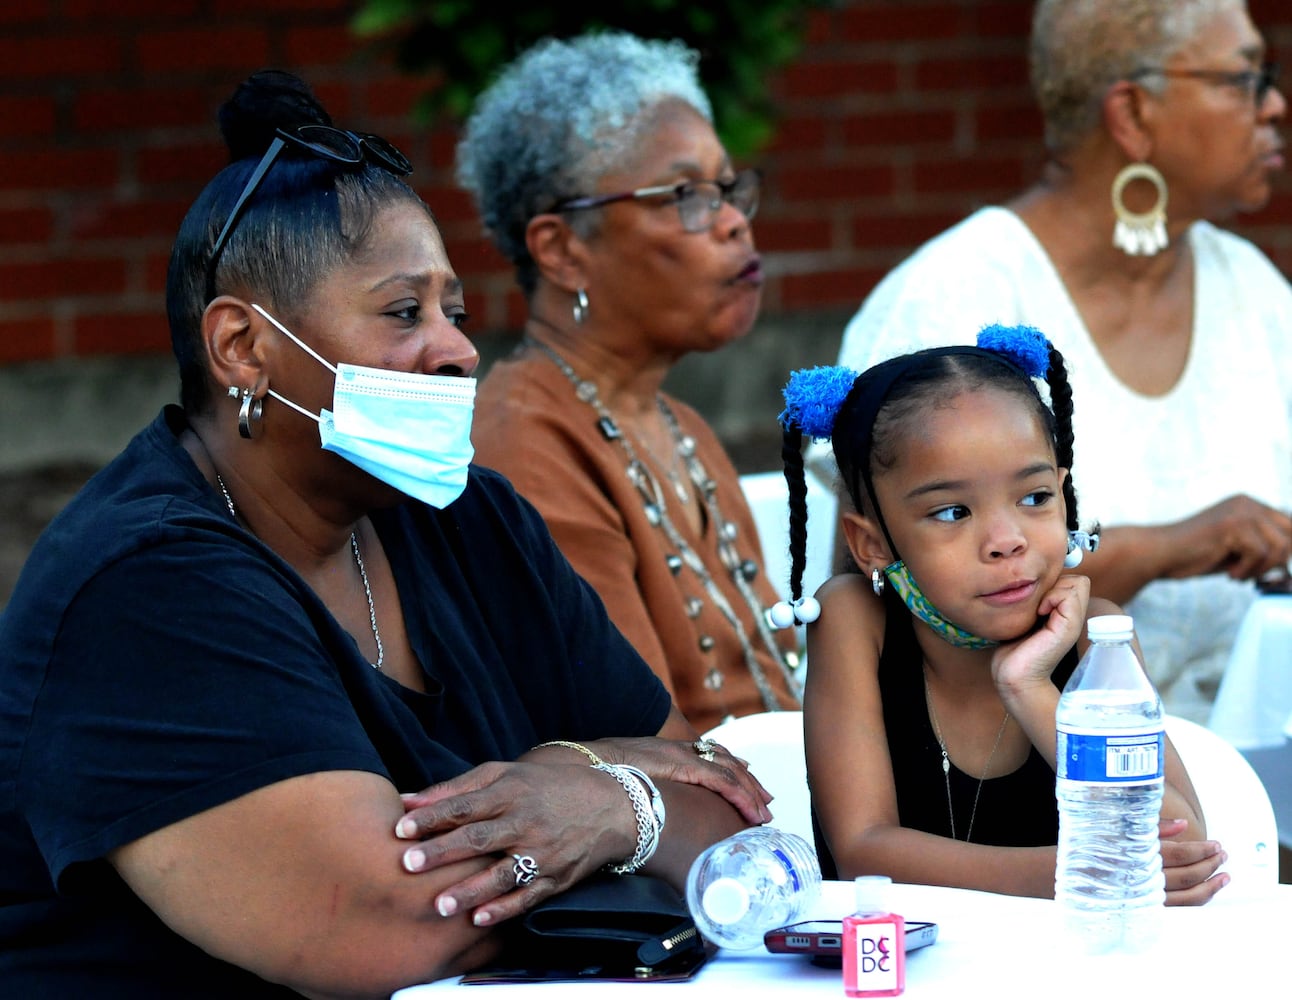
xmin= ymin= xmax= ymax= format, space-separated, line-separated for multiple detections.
xmin=779 ymin=365 xmax=860 ymax=439
xmin=976 ymin=323 xmax=1050 ymax=378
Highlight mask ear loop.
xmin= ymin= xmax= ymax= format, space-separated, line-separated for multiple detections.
xmin=250 ymin=303 xmax=335 ymax=425
xmin=251 ymin=303 xmax=337 ymax=374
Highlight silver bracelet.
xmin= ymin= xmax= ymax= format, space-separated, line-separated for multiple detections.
xmin=593 ymin=762 xmax=662 ymax=874
xmin=616 ymin=763 xmax=666 ymax=832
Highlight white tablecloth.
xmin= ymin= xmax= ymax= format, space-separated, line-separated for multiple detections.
xmin=393 ymin=879 xmax=1292 ymax=998
xmin=1208 ymin=596 xmax=1292 ymax=749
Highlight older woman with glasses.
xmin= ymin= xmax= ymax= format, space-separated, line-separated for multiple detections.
xmin=0 ymin=69 xmax=772 ymax=996
xmin=828 ymin=0 xmax=1292 ymax=724
xmin=461 ymin=31 xmax=803 ymax=733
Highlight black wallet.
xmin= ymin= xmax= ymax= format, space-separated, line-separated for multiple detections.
xmin=461 ymin=872 xmax=711 ymax=984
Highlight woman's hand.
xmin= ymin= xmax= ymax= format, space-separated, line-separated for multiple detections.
xmin=576 ymin=736 xmax=772 ymax=825
xmin=1159 ymin=817 xmax=1229 ymax=906
xmin=395 ymin=761 xmax=638 ymax=927
xmin=1164 ymin=495 xmax=1292 ymax=582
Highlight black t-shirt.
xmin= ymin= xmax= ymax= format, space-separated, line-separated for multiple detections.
xmin=814 ymin=598 xmax=1077 ymax=880
xmin=0 ymin=406 xmax=671 ymax=996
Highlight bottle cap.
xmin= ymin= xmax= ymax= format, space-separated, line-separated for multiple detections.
xmin=853 ymin=874 xmax=892 ymax=914
xmin=1086 ymin=614 xmax=1134 ymax=641
xmin=702 ymin=876 xmax=751 ymax=925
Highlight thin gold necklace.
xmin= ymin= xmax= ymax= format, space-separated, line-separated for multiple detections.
xmin=215 ymin=473 xmax=384 ymax=671
xmin=923 ymin=667 xmax=1009 ymax=843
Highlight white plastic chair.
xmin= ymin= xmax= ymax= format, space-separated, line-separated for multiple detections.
xmin=703 ymin=710 xmax=813 ymax=847
xmin=1164 ymin=714 xmax=1279 ymax=894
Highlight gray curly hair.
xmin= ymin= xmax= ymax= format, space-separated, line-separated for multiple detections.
xmin=1030 ymin=0 xmax=1243 ymax=153
xmin=455 ymin=30 xmax=713 ymax=296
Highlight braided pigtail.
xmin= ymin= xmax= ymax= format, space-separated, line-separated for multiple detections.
xmin=768 ymin=365 xmax=859 ymax=629
xmin=781 ymin=422 xmax=810 ymax=606
xmin=1046 ymin=342 xmax=1099 ymax=565
xmin=1045 ymin=343 xmax=1080 ymax=532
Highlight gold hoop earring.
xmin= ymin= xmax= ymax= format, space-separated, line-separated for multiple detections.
xmin=1111 ymin=162 xmax=1169 ymax=256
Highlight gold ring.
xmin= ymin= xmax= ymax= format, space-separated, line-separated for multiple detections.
xmin=693 ymin=738 xmax=718 ymax=762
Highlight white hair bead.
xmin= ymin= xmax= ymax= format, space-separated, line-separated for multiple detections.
xmin=793 ymin=597 xmax=821 ymax=624
xmin=767 ymin=601 xmax=797 ymax=629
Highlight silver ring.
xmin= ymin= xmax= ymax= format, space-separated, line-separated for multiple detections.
xmin=512 ymin=853 xmax=539 ymax=886
xmin=693 ymin=738 xmax=718 ymax=762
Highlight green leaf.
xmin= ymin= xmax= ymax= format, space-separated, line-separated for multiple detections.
xmin=350 ymin=0 xmax=839 ymax=145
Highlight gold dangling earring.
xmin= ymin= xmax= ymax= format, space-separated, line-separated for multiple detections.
xmin=1111 ymin=162 xmax=1169 ymax=257
xmin=572 ymin=288 xmax=589 ymax=325
xmin=237 ymin=388 xmax=262 ymax=439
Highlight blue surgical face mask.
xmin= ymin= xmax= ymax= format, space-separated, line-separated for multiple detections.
xmin=253 ymin=304 xmax=476 ymax=509
xmin=883 ymin=559 xmax=999 ymax=650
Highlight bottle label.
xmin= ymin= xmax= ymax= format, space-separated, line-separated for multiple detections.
xmin=770 ymin=847 xmax=803 ymax=892
xmin=1057 ymin=728 xmax=1164 ymax=782
xmin=847 ymin=919 xmax=901 ymax=992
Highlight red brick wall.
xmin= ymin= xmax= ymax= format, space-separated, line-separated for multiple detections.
xmin=2 ymin=0 xmax=1290 ymax=366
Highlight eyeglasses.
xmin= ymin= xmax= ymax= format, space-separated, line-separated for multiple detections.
xmin=1130 ymin=61 xmax=1281 ymax=108
xmin=206 ymin=124 xmax=412 ymax=300
xmin=552 ymin=168 xmax=761 ymax=233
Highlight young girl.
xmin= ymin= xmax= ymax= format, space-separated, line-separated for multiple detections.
xmin=775 ymin=324 xmax=1227 ymax=905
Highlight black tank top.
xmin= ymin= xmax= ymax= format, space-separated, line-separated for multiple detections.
xmin=813 ymin=603 xmax=1078 ymax=880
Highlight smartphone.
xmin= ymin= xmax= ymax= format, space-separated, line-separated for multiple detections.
xmin=764 ymin=919 xmax=938 ymax=968
xmin=1257 ymin=572 xmax=1292 ymax=595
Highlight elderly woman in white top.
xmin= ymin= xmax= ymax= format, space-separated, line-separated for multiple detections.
xmin=830 ymin=0 xmax=1292 ymax=723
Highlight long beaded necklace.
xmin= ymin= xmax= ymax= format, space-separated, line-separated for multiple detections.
xmin=636 ymin=426 xmax=692 ymax=506
xmin=525 ymin=337 xmax=803 ymax=710
xmin=215 ymin=473 xmax=384 ymax=671
xmin=923 ymin=667 xmax=1009 ymax=843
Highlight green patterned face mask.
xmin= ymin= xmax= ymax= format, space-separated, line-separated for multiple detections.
xmin=883 ymin=560 xmax=999 ymax=650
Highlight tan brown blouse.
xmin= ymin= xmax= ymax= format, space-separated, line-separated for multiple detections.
xmin=473 ymin=348 xmax=800 ymax=733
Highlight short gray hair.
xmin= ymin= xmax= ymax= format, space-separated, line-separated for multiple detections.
xmin=455 ymin=30 xmax=712 ymax=295
xmin=1030 ymin=0 xmax=1242 ymax=153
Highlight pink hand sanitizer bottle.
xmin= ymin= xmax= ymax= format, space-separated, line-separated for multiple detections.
xmin=843 ymin=875 xmax=905 ymax=996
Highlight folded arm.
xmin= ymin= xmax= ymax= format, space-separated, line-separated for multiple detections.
xmin=395 ymin=707 xmax=762 ymax=927
xmin=111 ymin=770 xmax=501 ymax=1000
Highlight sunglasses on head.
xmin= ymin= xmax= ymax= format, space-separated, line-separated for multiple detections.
xmin=205 ymin=124 xmax=412 ymax=301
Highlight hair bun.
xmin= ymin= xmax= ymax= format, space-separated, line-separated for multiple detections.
xmin=218 ymin=69 xmax=333 ymax=163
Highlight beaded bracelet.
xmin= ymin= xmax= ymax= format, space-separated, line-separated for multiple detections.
xmin=593 ymin=761 xmax=663 ymax=874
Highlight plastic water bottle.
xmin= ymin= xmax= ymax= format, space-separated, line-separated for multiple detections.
xmin=685 ymin=826 xmax=822 ymax=950
xmin=1055 ymin=614 xmax=1165 ymax=954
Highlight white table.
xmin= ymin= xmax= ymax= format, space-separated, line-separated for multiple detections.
xmin=393 ymin=879 xmax=1292 ymax=998
xmin=1209 ymin=595 xmax=1292 ymax=750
